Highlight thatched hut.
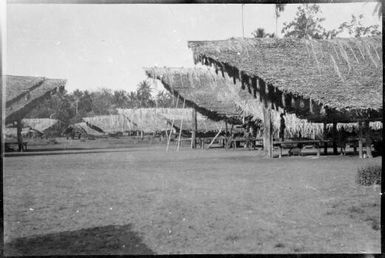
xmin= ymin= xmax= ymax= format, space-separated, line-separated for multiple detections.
xmin=5 ymin=75 xmax=66 ymax=124
xmin=116 ymin=108 xmax=226 ymax=146
xmin=117 ymin=108 xmax=171 ymax=134
xmin=82 ymin=115 xmax=136 ymax=135
xmin=63 ymin=122 xmax=105 ymax=139
xmin=22 ymin=118 xmax=59 ymax=135
xmin=4 ymin=75 xmax=66 ymax=151
xmin=145 ymin=67 xmax=331 ymax=137
xmin=188 ymin=36 xmax=382 ymax=157
xmin=145 ymin=67 xmax=246 ymax=123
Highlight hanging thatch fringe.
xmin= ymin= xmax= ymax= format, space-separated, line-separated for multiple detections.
xmin=145 ymin=66 xmax=367 ymax=139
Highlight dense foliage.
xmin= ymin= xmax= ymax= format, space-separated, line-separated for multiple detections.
xmin=356 ymin=164 xmax=381 ymax=186
xmin=277 ymin=4 xmax=381 ymax=40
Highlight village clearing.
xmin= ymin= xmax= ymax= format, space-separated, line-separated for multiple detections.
xmin=3 ymin=140 xmax=381 ymax=254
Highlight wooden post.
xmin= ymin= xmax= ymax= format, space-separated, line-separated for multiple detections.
xmin=323 ymin=122 xmax=327 ymax=155
xmin=166 ymin=95 xmax=179 ymax=152
xmin=207 ymin=126 xmax=223 ymax=149
xmin=224 ymin=121 xmax=228 ymax=148
xmin=191 ymin=109 xmax=197 ymax=149
xmin=365 ymin=121 xmax=373 ymax=158
xmin=176 ymin=99 xmax=186 ymax=151
xmin=358 ymin=121 xmax=363 ymax=158
xmin=332 ymin=122 xmax=338 ymax=155
xmin=16 ymin=120 xmax=24 ymax=152
xmin=263 ymin=105 xmax=273 ymax=158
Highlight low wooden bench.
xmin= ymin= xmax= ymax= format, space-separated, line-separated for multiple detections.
xmin=5 ymin=142 xmax=28 ymax=152
xmin=273 ymin=139 xmax=326 ymax=158
xmin=198 ymin=136 xmax=226 ymax=149
xmin=228 ymin=137 xmax=263 ymax=150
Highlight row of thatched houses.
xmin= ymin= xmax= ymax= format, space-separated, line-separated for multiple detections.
xmin=144 ymin=36 xmax=382 ymax=157
xmin=3 ymin=36 xmax=382 ymax=157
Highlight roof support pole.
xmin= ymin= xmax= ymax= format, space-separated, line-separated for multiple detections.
xmin=166 ymin=95 xmax=179 ymax=152
xmin=323 ymin=122 xmax=328 ymax=155
xmin=176 ymin=99 xmax=186 ymax=151
xmin=358 ymin=121 xmax=363 ymax=158
xmin=263 ymin=104 xmax=274 ymax=158
xmin=16 ymin=119 xmax=24 ymax=152
xmin=364 ymin=121 xmax=373 ymax=158
xmin=191 ymin=108 xmax=197 ymax=149
xmin=332 ymin=122 xmax=338 ymax=155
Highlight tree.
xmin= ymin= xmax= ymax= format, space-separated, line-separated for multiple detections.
xmin=252 ymin=28 xmax=274 ymax=38
xmin=338 ymin=14 xmax=381 ymax=37
xmin=281 ymin=4 xmax=335 ymax=39
xmin=113 ymin=90 xmax=129 ymax=108
xmin=90 ymin=88 xmax=114 ymax=115
xmin=155 ymin=90 xmax=174 ymax=108
xmin=136 ymin=80 xmax=155 ymax=107
xmin=275 ymin=4 xmax=286 ymax=37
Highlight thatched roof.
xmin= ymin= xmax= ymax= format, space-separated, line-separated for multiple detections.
xmin=145 ymin=67 xmax=258 ymax=123
xmin=4 ymin=75 xmax=66 ymax=123
xmin=117 ymin=108 xmax=225 ymax=133
xmin=117 ymin=108 xmax=169 ymax=132
xmin=188 ymin=37 xmax=382 ymax=122
xmin=22 ymin=118 xmax=58 ymax=133
xmin=83 ymin=115 xmax=136 ymax=133
xmin=167 ymin=118 xmax=225 ymax=133
xmin=72 ymin=122 xmax=105 ymax=137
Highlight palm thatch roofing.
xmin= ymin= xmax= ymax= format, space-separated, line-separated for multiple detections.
xmin=117 ymin=108 xmax=224 ymax=133
xmin=188 ymin=36 xmax=382 ymax=122
xmin=82 ymin=115 xmax=136 ymax=133
xmin=22 ymin=118 xmax=58 ymax=133
xmin=167 ymin=118 xmax=226 ymax=133
xmin=4 ymin=75 xmax=66 ymax=124
xmin=145 ymin=67 xmax=256 ymax=124
xmin=145 ymin=67 xmax=336 ymax=138
xmin=69 ymin=122 xmax=105 ymax=137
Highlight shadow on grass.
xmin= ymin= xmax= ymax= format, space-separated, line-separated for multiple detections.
xmin=4 ymin=224 xmax=155 ymax=256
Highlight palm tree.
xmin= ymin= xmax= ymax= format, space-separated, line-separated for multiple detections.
xmin=275 ymin=4 xmax=286 ymax=37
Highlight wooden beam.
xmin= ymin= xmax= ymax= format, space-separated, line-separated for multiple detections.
xmin=191 ymin=108 xmax=197 ymax=149
xmin=176 ymin=99 xmax=186 ymax=151
xmin=358 ymin=121 xmax=363 ymax=158
xmin=323 ymin=122 xmax=328 ymax=155
xmin=332 ymin=122 xmax=338 ymax=155
xmin=166 ymin=95 xmax=179 ymax=152
xmin=263 ymin=104 xmax=274 ymax=158
xmin=16 ymin=119 xmax=24 ymax=152
xmin=207 ymin=126 xmax=223 ymax=149
xmin=364 ymin=121 xmax=373 ymax=158
xmin=309 ymin=99 xmax=314 ymax=114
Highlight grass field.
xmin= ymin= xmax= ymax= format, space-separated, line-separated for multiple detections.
xmin=3 ymin=138 xmax=381 ymax=254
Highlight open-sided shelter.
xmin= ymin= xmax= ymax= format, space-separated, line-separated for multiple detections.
xmin=188 ymin=36 xmax=382 ymax=157
xmin=4 ymin=75 xmax=66 ymax=151
xmin=83 ymin=115 xmax=136 ymax=134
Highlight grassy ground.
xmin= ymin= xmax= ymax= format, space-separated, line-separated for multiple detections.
xmin=3 ymin=138 xmax=381 ymax=254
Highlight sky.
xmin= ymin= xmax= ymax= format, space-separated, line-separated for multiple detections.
xmin=6 ymin=3 xmax=381 ymax=94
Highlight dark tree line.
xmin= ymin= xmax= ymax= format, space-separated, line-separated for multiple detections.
xmin=26 ymin=80 xmax=174 ymax=129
